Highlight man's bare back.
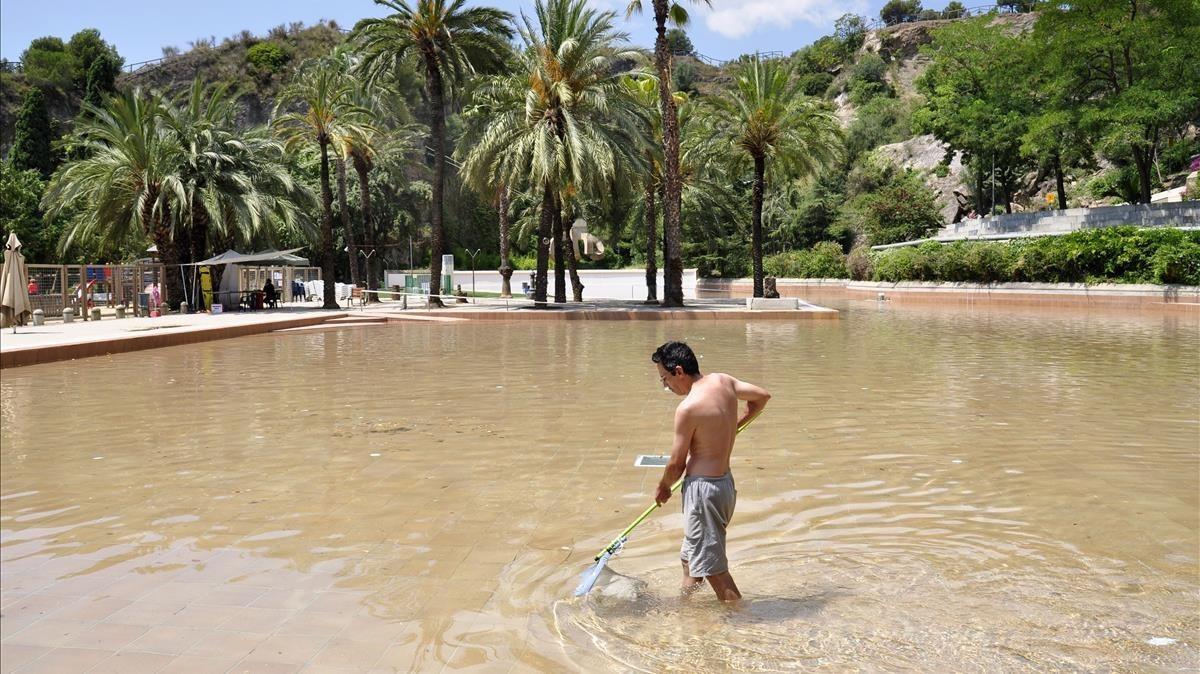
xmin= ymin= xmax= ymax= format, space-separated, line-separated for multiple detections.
xmin=650 ymin=342 xmax=770 ymax=601
xmin=676 ymin=373 xmax=742 ymax=478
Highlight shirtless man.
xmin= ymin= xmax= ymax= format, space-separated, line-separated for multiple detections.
xmin=651 ymin=341 xmax=771 ymax=601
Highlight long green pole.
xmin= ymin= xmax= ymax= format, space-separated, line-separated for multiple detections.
xmin=594 ymin=412 xmax=762 ymax=560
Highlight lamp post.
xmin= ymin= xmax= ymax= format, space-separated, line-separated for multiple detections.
xmin=358 ymin=249 xmax=375 ymax=301
xmin=465 ymin=248 xmax=481 ymax=300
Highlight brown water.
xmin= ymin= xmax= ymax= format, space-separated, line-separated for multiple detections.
xmin=1 ymin=300 xmax=1197 ymax=672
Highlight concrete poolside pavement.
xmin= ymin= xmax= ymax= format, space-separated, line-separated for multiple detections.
xmin=360 ymin=295 xmax=839 ymax=320
xmin=0 ymin=306 xmax=343 ymax=368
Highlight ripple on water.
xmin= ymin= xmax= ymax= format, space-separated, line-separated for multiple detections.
xmin=554 ymin=538 xmax=1198 ymax=672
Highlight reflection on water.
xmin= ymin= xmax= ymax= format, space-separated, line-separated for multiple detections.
xmin=1 ymin=301 xmax=1197 ymax=671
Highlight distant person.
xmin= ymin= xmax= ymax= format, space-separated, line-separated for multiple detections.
xmin=650 ymin=341 xmax=771 ymax=601
xmin=27 ymin=277 xmax=38 ymax=295
xmin=263 ymin=278 xmax=278 ymax=308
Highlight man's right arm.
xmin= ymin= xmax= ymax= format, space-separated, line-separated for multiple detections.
xmin=732 ymin=377 xmax=771 ymax=428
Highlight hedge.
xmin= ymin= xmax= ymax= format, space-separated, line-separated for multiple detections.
xmin=762 ymin=228 xmax=1200 ymax=285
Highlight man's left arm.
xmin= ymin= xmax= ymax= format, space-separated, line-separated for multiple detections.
xmin=655 ymin=406 xmax=695 ymax=506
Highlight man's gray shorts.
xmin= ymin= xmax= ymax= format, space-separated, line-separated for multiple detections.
xmin=680 ymin=472 xmax=736 ymax=577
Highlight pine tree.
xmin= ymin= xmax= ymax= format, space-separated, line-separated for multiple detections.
xmin=10 ymin=87 xmax=55 ymax=178
xmin=83 ymin=57 xmax=110 ymax=107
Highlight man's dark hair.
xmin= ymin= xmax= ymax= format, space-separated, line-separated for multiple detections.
xmin=652 ymin=341 xmax=700 ymax=375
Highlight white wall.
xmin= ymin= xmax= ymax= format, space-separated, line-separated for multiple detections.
xmin=386 ymin=269 xmax=699 ymax=300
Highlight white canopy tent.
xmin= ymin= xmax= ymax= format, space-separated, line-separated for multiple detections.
xmin=184 ymin=249 xmax=314 ymax=308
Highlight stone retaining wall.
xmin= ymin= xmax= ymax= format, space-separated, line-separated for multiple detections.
xmin=938 ymin=201 xmax=1199 ymax=238
xmin=698 ymin=278 xmax=1200 ymax=313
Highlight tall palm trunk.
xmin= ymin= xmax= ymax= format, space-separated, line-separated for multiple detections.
xmin=142 ymin=192 xmax=181 ymax=312
xmin=644 ymin=176 xmax=657 ymax=303
xmin=318 ymin=139 xmax=339 ymax=309
xmin=190 ymin=203 xmax=210 ymax=309
xmin=352 ymin=154 xmax=378 ymax=299
xmin=751 ymin=154 xmax=765 ymax=298
xmin=653 ymin=0 xmax=684 ymax=307
xmin=552 ymin=193 xmax=566 ymax=303
xmin=534 ymin=185 xmax=553 ymax=304
xmin=498 ymin=183 xmax=513 ymax=298
xmin=562 ymin=203 xmax=584 ymax=302
xmin=337 ymin=157 xmax=360 ymax=287
xmin=425 ymin=52 xmax=447 ymax=305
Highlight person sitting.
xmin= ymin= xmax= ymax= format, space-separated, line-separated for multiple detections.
xmin=263 ymin=278 xmax=278 ymax=308
xmin=27 ymin=277 xmax=38 ymax=295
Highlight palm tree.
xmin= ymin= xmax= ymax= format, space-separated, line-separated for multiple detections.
xmin=273 ymin=60 xmax=376 ymax=309
xmin=624 ymin=73 xmax=687 ymax=303
xmin=43 ymin=89 xmax=189 ymax=307
xmin=703 ymin=56 xmax=843 ymax=297
xmin=355 ymin=0 xmax=514 ymax=304
xmin=625 ymin=0 xmax=708 ymax=307
xmin=458 ymin=0 xmax=646 ymax=304
xmin=166 ymin=78 xmax=312 ymax=299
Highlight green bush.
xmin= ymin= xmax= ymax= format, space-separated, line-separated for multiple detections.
xmin=869 ymin=227 xmax=1200 ymax=285
xmin=860 ymin=172 xmax=943 ymax=245
xmin=764 ymin=241 xmax=848 ymax=278
xmin=797 ymin=71 xmax=834 ymax=97
xmin=846 ymin=244 xmax=873 ymax=280
xmin=872 ymin=246 xmax=931 ymax=282
xmin=1151 ymin=238 xmax=1200 ymax=285
xmin=510 ymin=253 xmax=538 ymax=270
xmin=247 ymin=42 xmax=289 ymax=72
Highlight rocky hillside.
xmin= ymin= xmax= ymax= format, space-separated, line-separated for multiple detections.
xmin=836 ymin=14 xmax=1037 ymax=222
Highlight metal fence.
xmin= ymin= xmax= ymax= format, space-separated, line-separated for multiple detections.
xmin=25 ymin=263 xmax=166 ymax=318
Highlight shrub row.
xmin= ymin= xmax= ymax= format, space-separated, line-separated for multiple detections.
xmin=762 ymin=227 xmax=1200 ymax=286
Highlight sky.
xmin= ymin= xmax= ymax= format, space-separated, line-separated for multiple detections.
xmin=1 ymin=0 xmax=904 ymax=67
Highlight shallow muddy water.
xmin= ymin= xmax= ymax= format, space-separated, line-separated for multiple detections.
xmin=2 ymin=300 xmax=1197 ymax=672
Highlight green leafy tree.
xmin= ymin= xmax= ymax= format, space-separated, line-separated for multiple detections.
xmin=914 ymin=18 xmax=1031 ymax=214
xmin=834 ymin=13 xmax=867 ymax=52
xmin=67 ymin=29 xmax=122 ymax=96
xmin=1 ymin=167 xmax=56 ymax=262
xmin=626 ymin=0 xmax=709 ymax=306
xmin=355 ymin=0 xmax=514 ymax=303
xmin=273 ymin=60 xmax=376 ymax=309
xmin=943 ymin=2 xmax=967 ymax=19
xmin=66 ymin=29 xmax=123 ymax=92
xmin=459 ymin=0 xmax=646 ymax=303
xmin=880 ymin=0 xmax=922 ymax=26
xmin=665 ymin=28 xmax=693 ymax=54
xmin=702 ymin=56 xmax=843 ymax=297
xmin=21 ymin=37 xmax=75 ymax=91
xmin=10 ymin=87 xmax=56 ymax=177
xmin=1035 ymin=0 xmax=1200 ymax=203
